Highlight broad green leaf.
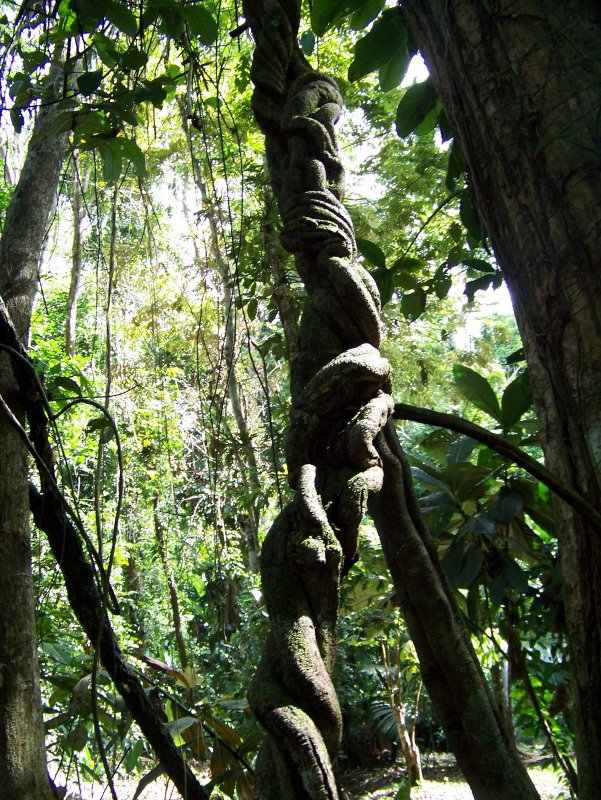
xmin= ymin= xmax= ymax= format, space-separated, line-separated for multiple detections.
xmin=247 ymin=297 xmax=258 ymax=321
xmin=300 ymin=30 xmax=316 ymax=55
xmin=77 ymin=69 xmax=102 ymax=96
xmin=459 ymin=188 xmax=484 ymax=243
xmin=311 ymin=0 xmax=348 ymax=36
xmin=10 ymin=107 xmax=24 ymax=133
xmin=395 ymin=779 xmax=411 ymax=800
xmin=378 ymin=45 xmax=411 ymax=92
xmin=395 ymin=77 xmax=438 ymax=138
xmin=120 ymin=46 xmax=148 ymax=69
xmin=506 ymin=347 xmax=525 ymax=365
xmin=372 ymin=267 xmax=394 ymax=305
xmin=125 ymin=740 xmax=145 ymax=773
xmin=489 ymin=487 xmax=524 ymax=524
xmin=51 ymin=376 xmax=82 ymax=395
xmin=444 ymin=462 xmax=493 ymax=501
xmin=357 ymin=236 xmax=386 ymax=269
xmin=445 ymin=137 xmax=465 ymax=190
xmin=98 ymin=139 xmax=122 ymax=183
xmin=464 ymin=274 xmax=495 ymax=303
xmin=433 ymin=272 xmax=452 ymax=299
xmin=501 ymin=369 xmax=531 ymax=428
xmin=350 ymin=0 xmax=385 ymax=30
xmin=106 ymin=1 xmax=137 ymax=35
xmin=348 ymin=10 xmax=406 ymax=83
xmin=453 ymin=364 xmax=502 ymax=421
xmin=401 ymin=288 xmax=426 ymax=321
xmin=463 ymin=257 xmax=494 ymax=273
xmin=443 ymin=537 xmax=482 ymax=588
xmin=121 ymin=138 xmax=146 ymax=177
xmin=183 ymin=6 xmax=217 ymax=43
xmin=93 ymin=32 xmax=120 ymax=67
xmin=447 ymin=435 xmax=477 ymax=465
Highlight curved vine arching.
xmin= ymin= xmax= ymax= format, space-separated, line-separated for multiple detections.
xmin=242 ymin=1 xmax=394 ymax=796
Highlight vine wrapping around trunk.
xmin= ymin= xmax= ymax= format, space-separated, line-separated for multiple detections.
xmin=243 ymin=1 xmax=393 ymax=796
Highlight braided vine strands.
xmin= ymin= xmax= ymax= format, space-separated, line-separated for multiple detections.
xmin=243 ymin=1 xmax=393 ymax=796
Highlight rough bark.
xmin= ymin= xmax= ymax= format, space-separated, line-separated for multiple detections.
xmin=369 ymin=422 xmax=539 ymax=800
xmin=243 ymin=1 xmax=394 ymax=796
xmin=0 ymin=65 xmax=70 ymax=800
xmin=65 ymin=153 xmax=86 ymax=356
xmin=402 ymin=3 xmax=601 ymax=796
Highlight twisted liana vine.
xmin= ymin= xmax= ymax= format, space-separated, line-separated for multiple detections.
xmin=243 ymin=1 xmax=394 ymax=796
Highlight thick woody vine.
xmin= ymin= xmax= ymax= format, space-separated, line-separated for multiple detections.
xmin=242 ymin=1 xmax=393 ymax=796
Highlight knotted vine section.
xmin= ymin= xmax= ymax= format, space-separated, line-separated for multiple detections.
xmin=243 ymin=1 xmax=393 ymax=796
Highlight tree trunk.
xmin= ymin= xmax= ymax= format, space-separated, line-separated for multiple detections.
xmin=0 ymin=67 xmax=70 ymax=799
xmin=403 ymin=3 xmax=601 ymax=796
xmin=65 ymin=153 xmax=86 ymax=356
xmin=369 ymin=422 xmax=539 ymax=800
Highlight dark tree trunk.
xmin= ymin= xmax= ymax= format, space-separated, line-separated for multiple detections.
xmin=0 ymin=66 xmax=70 ymax=799
xmin=369 ymin=423 xmax=539 ymax=800
xmin=403 ymin=3 xmax=601 ymax=796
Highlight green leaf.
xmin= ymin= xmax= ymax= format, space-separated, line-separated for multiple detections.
xmin=462 ymin=257 xmax=494 ymax=274
xmin=506 ymin=347 xmax=525 ymax=365
xmin=447 ymin=435 xmax=477 ymax=465
xmin=401 ymin=288 xmax=426 ymax=321
xmin=311 ymin=0 xmax=348 ymax=36
xmin=453 ymin=364 xmax=502 ymax=421
xmin=356 ymin=237 xmax=386 ymax=269
xmin=501 ymin=369 xmax=531 ymax=429
xmin=98 ymin=139 xmax=122 ymax=183
xmin=125 ymin=740 xmax=145 ymax=773
xmin=445 ymin=137 xmax=465 ymax=191
xmin=350 ymin=0 xmax=385 ymax=30
xmin=372 ymin=267 xmax=394 ymax=306
xmin=433 ymin=272 xmax=452 ymax=299
xmin=378 ymin=45 xmax=411 ymax=92
xmin=121 ymin=138 xmax=146 ymax=177
xmin=10 ymin=107 xmax=24 ymax=133
xmin=77 ymin=69 xmax=102 ymax=96
xmin=93 ymin=32 xmax=120 ymax=67
xmin=459 ymin=188 xmax=485 ymax=243
xmin=300 ymin=30 xmax=316 ymax=55
xmin=247 ymin=297 xmax=258 ymax=321
xmin=106 ymin=1 xmax=137 ymax=35
xmin=120 ymin=46 xmax=148 ymax=70
xmin=395 ymin=779 xmax=411 ymax=800
xmin=52 ymin=376 xmax=82 ymax=395
xmin=464 ymin=274 xmax=495 ymax=303
xmin=444 ymin=462 xmax=493 ymax=501
xmin=395 ymin=77 xmax=438 ymax=138
xmin=183 ymin=6 xmax=218 ymax=43
xmin=443 ymin=537 xmax=483 ymax=589
xmin=489 ymin=487 xmax=524 ymax=524
xmin=348 ymin=9 xmax=406 ymax=83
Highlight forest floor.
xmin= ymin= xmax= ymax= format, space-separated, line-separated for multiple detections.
xmin=339 ymin=753 xmax=566 ymax=799
xmin=59 ymin=753 xmax=567 ymax=799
